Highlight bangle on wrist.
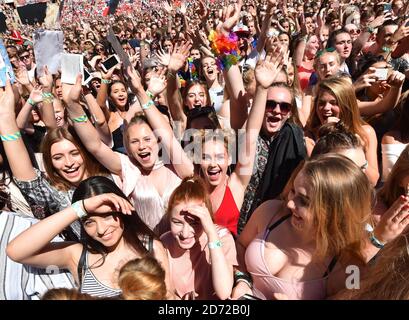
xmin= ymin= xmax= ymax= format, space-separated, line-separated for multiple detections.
xmin=208 ymin=239 xmax=222 ymax=249
xmin=235 ymin=278 xmax=252 ymax=289
xmin=72 ymin=200 xmax=87 ymax=219
xmin=369 ymin=233 xmax=385 ymax=249
xmin=1 ymin=131 xmax=22 ymax=142
xmin=142 ymin=100 xmax=154 ymax=110
xmin=101 ymin=79 xmax=112 ymax=84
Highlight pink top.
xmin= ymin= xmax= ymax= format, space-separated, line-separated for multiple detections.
xmin=117 ymin=153 xmax=181 ymax=235
xmin=161 ymin=225 xmax=238 ymax=300
xmin=245 ymin=216 xmax=329 ymax=300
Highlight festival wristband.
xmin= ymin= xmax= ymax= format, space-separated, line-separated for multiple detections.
xmin=72 ymin=200 xmax=87 ymax=219
xmin=27 ymin=98 xmax=37 ymax=107
xmin=146 ymin=90 xmax=154 ymax=99
xmin=142 ymin=100 xmax=154 ymax=110
xmin=369 ymin=233 xmax=385 ymax=249
xmin=72 ymin=114 xmax=89 ymax=123
xmin=208 ymin=240 xmax=223 ymax=249
xmin=0 ymin=131 xmax=22 ymax=142
xmin=101 ymin=79 xmax=112 ymax=84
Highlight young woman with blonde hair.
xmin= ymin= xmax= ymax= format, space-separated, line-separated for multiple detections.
xmin=233 ymin=154 xmax=379 ymax=300
xmin=305 ymin=77 xmax=379 ymax=185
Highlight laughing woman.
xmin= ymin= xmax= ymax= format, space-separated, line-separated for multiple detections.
xmin=0 ymin=80 xmax=108 ymax=240
xmin=64 ymin=75 xmax=194 ymax=235
xmin=160 ymin=177 xmax=237 ymax=300
xmin=305 ymin=77 xmax=379 ymax=186
xmin=7 ymin=176 xmax=173 ymax=298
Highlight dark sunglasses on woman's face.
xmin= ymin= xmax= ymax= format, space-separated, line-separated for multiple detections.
xmin=265 ymin=100 xmax=292 ymax=114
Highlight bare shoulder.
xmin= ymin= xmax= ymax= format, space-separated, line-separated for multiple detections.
xmin=362 ymin=124 xmax=376 ymax=136
xmin=382 ymin=131 xmax=401 ymax=144
xmin=252 ymin=199 xmax=284 ymax=232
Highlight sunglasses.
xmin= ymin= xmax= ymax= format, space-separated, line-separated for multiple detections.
xmin=266 ymin=100 xmax=292 ymax=114
xmin=20 ymin=55 xmax=30 ymax=60
xmin=349 ymin=29 xmax=361 ymax=34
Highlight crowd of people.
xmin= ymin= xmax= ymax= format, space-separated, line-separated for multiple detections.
xmin=1 ymin=0 xmax=409 ymax=300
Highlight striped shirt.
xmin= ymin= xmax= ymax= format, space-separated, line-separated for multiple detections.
xmin=80 ymin=252 xmax=122 ymax=298
xmin=0 ymin=211 xmax=75 ymax=300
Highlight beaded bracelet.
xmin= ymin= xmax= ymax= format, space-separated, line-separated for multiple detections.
xmin=101 ymin=79 xmax=112 ymax=84
xmin=142 ymin=100 xmax=154 ymax=110
xmin=72 ymin=200 xmax=87 ymax=219
xmin=1 ymin=131 xmax=22 ymax=142
xmin=208 ymin=240 xmax=223 ymax=249
xmin=72 ymin=114 xmax=89 ymax=123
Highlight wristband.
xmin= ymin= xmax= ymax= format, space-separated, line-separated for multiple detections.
xmin=366 ymin=26 xmax=375 ymax=34
xmin=146 ymin=90 xmax=154 ymax=99
xmin=208 ymin=239 xmax=222 ymax=249
xmin=42 ymin=92 xmax=53 ymax=99
xmin=142 ymin=100 xmax=154 ymax=110
xmin=27 ymin=98 xmax=37 ymax=107
xmin=235 ymin=278 xmax=253 ymax=289
xmin=1 ymin=131 xmax=22 ymax=142
xmin=72 ymin=200 xmax=87 ymax=219
xmin=72 ymin=114 xmax=89 ymax=123
xmin=101 ymin=79 xmax=112 ymax=84
xmin=369 ymin=233 xmax=385 ymax=249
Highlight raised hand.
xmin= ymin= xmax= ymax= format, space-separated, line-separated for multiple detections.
xmin=374 ymin=195 xmax=409 ymax=244
xmin=126 ymin=66 xmax=144 ymax=93
xmin=183 ymin=204 xmax=215 ymax=236
xmin=101 ymin=66 xmax=117 ymax=81
xmin=353 ymin=67 xmax=378 ymax=91
xmin=197 ymin=0 xmax=208 ymax=20
xmin=0 ymin=79 xmax=16 ymax=118
xmin=180 ymin=2 xmax=187 ymax=15
xmin=156 ymin=49 xmax=171 ymax=67
xmin=167 ymin=41 xmax=192 ymax=73
xmin=219 ymin=0 xmax=243 ymax=35
xmin=387 ymin=70 xmax=405 ymax=88
xmin=14 ymin=66 xmax=31 ymax=87
xmin=163 ymin=1 xmax=173 ymax=14
xmin=82 ymin=193 xmax=134 ymax=216
xmin=62 ymin=74 xmax=83 ymax=105
xmin=254 ymin=49 xmax=284 ymax=89
xmin=38 ymin=66 xmax=53 ymax=92
xmin=28 ymin=87 xmax=44 ymax=104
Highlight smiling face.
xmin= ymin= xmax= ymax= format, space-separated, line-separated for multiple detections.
xmin=316 ymin=90 xmax=341 ymax=124
xmin=185 ymin=84 xmax=208 ymax=110
xmin=53 ymin=99 xmax=66 ymax=127
xmin=200 ymin=139 xmax=229 ymax=188
xmin=109 ymin=82 xmax=128 ymax=109
xmin=126 ymin=122 xmax=159 ymax=170
xmin=50 ymin=139 xmax=87 ymax=186
xmin=201 ymin=57 xmax=218 ymax=83
xmin=305 ymin=35 xmax=320 ymax=58
xmin=287 ymin=170 xmax=314 ymax=233
xmin=262 ymin=87 xmax=293 ymax=137
xmin=83 ymin=213 xmax=124 ymax=249
xmin=170 ymin=200 xmax=204 ymax=250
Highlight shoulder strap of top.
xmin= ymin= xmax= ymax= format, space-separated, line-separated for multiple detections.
xmin=77 ymin=246 xmax=87 ymax=288
xmin=322 ymin=256 xmax=338 ymax=277
xmin=267 ymin=214 xmax=292 ymax=232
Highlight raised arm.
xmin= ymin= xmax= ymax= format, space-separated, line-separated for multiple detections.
xmin=63 ymin=75 xmax=122 ymax=176
xmin=38 ymin=66 xmax=57 ymax=130
xmin=230 ymin=50 xmax=284 ymax=204
xmin=157 ymin=42 xmax=192 ymax=130
xmin=0 ymin=80 xmax=37 ymax=181
xmin=127 ymin=66 xmax=194 ymax=179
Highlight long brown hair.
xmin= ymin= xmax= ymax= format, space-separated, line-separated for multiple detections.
xmin=41 ymin=127 xmax=109 ymax=191
xmin=336 ymin=232 xmax=409 ymax=300
xmin=297 ymin=154 xmax=372 ymax=263
xmin=306 ymin=77 xmax=368 ymax=147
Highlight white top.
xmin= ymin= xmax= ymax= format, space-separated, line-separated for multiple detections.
xmin=381 ymin=143 xmax=408 ymax=181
